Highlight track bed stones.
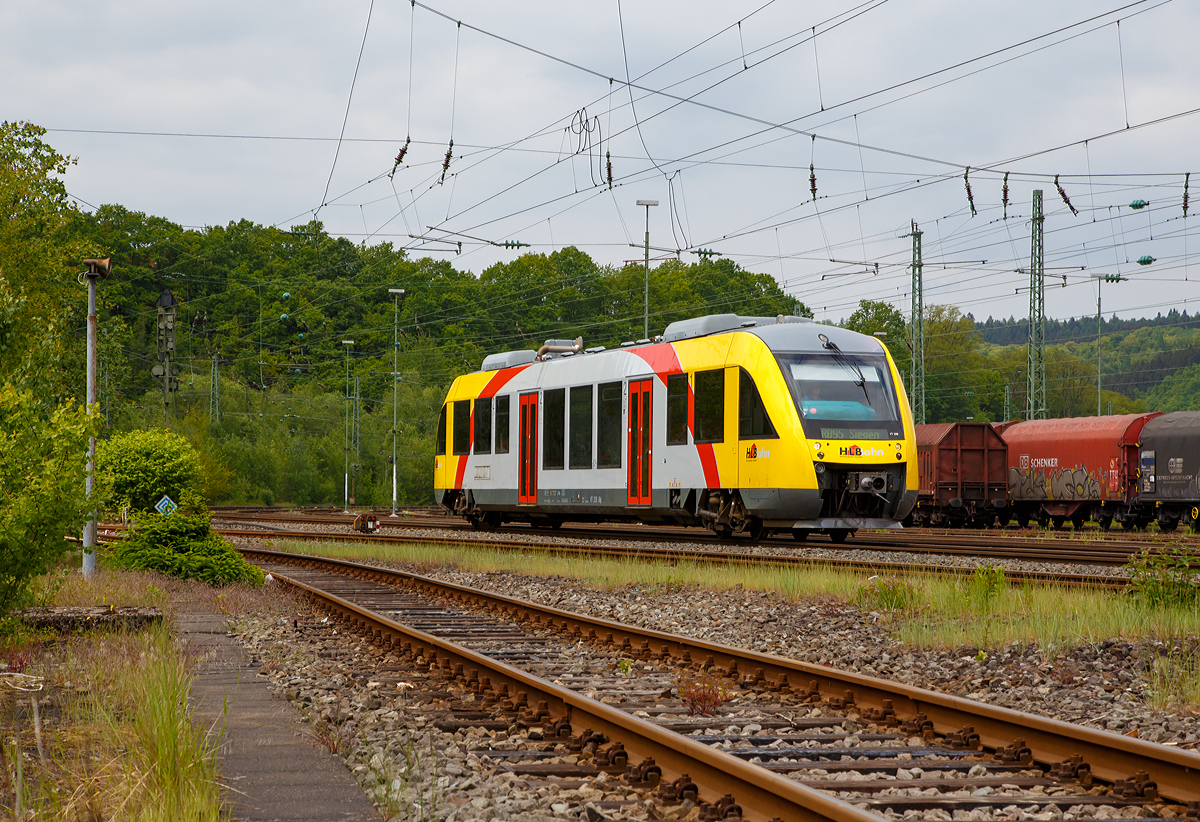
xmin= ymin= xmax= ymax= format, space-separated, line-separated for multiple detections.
xmin=318 ymin=557 xmax=1197 ymax=748
xmin=14 ymin=605 xmax=163 ymax=633
xmin=232 ymin=556 xmax=1199 ymax=821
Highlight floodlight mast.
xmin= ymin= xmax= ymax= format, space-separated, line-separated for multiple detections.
xmin=637 ymin=200 xmax=658 ymax=339
xmin=388 ymin=289 xmax=405 ymax=516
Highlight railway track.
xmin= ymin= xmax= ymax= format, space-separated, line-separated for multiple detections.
xmin=213 ymin=526 xmax=1128 ymax=589
xmin=210 ymin=509 xmax=1191 ymax=568
xmin=241 ymin=547 xmax=1200 ymax=822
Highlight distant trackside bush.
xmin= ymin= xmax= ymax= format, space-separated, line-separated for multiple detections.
xmin=97 ymin=428 xmax=205 ymax=512
xmin=109 ymin=510 xmax=264 ymax=587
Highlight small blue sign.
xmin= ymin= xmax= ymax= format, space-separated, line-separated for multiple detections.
xmin=155 ymin=495 xmax=178 ymax=516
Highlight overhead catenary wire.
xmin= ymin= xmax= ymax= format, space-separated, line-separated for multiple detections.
xmin=317 ymin=0 xmax=375 ymax=218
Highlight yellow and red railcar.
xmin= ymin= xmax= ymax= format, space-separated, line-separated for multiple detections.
xmin=434 ymin=314 xmax=918 ymax=541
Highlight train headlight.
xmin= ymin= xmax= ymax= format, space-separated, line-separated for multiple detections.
xmin=896 ymin=452 xmax=903 ymax=460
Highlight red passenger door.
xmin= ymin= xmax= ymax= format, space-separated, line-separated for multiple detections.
xmin=628 ymin=379 xmax=653 ymax=506
xmin=519 ymin=393 xmax=538 ymax=504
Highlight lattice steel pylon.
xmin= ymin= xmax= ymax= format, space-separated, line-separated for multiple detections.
xmin=209 ymin=359 xmax=221 ymax=423
xmin=909 ymin=221 xmax=926 ymax=424
xmin=1027 ymin=190 xmax=1047 ymax=420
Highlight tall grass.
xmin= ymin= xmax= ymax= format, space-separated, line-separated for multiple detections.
xmin=21 ymin=625 xmax=222 ymax=821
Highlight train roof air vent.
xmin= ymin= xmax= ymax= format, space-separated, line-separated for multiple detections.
xmin=480 ymin=350 xmax=537 ymax=371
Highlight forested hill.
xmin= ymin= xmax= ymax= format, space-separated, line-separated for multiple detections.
xmin=76 ymin=204 xmax=809 ymax=406
xmin=973 ymin=309 xmax=1200 ymax=346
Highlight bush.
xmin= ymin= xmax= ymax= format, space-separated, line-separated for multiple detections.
xmin=1126 ymin=546 xmax=1199 ymax=608
xmin=108 ymin=511 xmax=264 ymax=587
xmin=97 ymin=428 xmax=204 ymax=512
xmin=969 ymin=562 xmax=1007 ymax=607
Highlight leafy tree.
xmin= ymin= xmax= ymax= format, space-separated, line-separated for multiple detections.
xmin=0 ymin=386 xmax=100 ymax=616
xmin=97 ymin=428 xmax=205 ymax=512
xmin=923 ymin=305 xmax=999 ymax=423
xmin=0 ymin=122 xmax=102 ymax=400
xmin=842 ymin=300 xmax=911 ymax=386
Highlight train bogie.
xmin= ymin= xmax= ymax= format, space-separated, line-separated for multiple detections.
xmin=433 ymin=314 xmax=919 ymax=540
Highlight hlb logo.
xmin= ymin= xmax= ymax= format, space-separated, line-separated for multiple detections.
xmin=745 ymin=444 xmax=770 ymax=459
xmin=840 ymin=445 xmax=863 ymax=456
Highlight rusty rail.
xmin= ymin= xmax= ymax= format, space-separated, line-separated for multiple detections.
xmin=245 ymin=548 xmax=1200 ymax=804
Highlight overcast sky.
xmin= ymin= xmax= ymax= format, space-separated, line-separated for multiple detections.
xmin=5 ymin=0 xmax=1199 ymax=327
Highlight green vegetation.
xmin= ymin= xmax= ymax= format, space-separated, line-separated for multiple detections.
xmin=108 ymin=510 xmax=264 ymax=586
xmin=97 ymin=427 xmax=204 ymax=511
xmin=1 ymin=624 xmax=221 ymax=820
xmin=0 ymin=385 xmax=101 ymax=618
xmin=1125 ymin=545 xmax=1200 ymax=608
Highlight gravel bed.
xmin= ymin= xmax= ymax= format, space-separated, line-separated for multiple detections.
xmin=223 ymin=520 xmax=1134 ymax=580
xmin=228 ymin=550 xmax=1199 ymax=822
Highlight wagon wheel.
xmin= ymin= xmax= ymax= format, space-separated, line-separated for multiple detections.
xmin=791 ymin=529 xmax=809 ymax=542
xmin=1156 ymin=515 xmax=1179 ymax=534
xmin=827 ymin=528 xmax=850 ymax=544
xmin=1051 ymin=516 xmax=1066 ymax=530
xmin=1070 ymin=512 xmax=1086 ymax=530
xmin=1096 ymin=515 xmax=1113 ymax=531
xmin=1015 ymin=512 xmax=1030 ymax=529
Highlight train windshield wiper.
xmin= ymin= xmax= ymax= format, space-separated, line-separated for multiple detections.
xmin=820 ymin=334 xmax=870 ymax=403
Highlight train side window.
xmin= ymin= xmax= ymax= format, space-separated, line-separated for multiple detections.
xmin=694 ymin=369 xmax=725 ymax=444
xmin=543 ymin=388 xmax=565 ymax=469
xmin=436 ymin=405 xmax=447 ymax=455
xmin=495 ymin=395 xmax=510 ymax=454
xmin=666 ymin=374 xmax=688 ymax=445
xmin=569 ymin=385 xmax=594 ymax=469
xmin=597 ymin=381 xmax=622 ymax=468
xmin=453 ymin=400 xmax=471 ymax=455
xmin=474 ymin=397 xmax=492 ymax=454
xmin=739 ymin=368 xmax=778 ymax=439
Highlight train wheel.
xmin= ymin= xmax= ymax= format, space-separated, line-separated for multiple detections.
xmin=1097 ymin=515 xmax=1113 ymax=531
xmin=713 ymin=524 xmax=735 ymax=541
xmin=1120 ymin=518 xmax=1137 ymax=531
xmin=747 ymin=518 xmax=766 ymax=542
xmin=827 ymin=529 xmax=850 ymax=544
xmin=1157 ymin=516 xmax=1179 ymax=533
xmin=1070 ymin=513 xmax=1086 ymax=530
xmin=791 ymin=529 xmax=809 ymax=541
xmin=1015 ymin=513 xmax=1030 ymax=529
xmin=1051 ymin=516 xmax=1066 ymax=530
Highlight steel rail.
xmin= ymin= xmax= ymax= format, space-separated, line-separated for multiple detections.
xmin=211 ymin=511 xmax=1190 ymax=567
xmin=269 ymin=568 xmax=882 ymax=822
xmin=223 ymin=527 xmax=1127 ymax=588
xmin=244 ymin=548 xmax=1200 ymax=803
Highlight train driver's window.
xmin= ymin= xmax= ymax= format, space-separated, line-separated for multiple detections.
xmin=569 ymin=385 xmax=594 ymax=469
xmin=436 ymin=405 xmax=447 ymax=455
xmin=453 ymin=400 xmax=471 ymax=455
xmin=739 ymin=369 xmax=777 ymax=439
xmin=543 ymin=388 xmax=565 ymax=470
xmin=666 ymin=374 xmax=688 ymax=445
xmin=597 ymin=381 xmax=622 ymax=468
xmin=694 ymin=369 xmax=725 ymax=444
xmin=495 ymin=395 xmax=511 ymax=454
xmin=474 ymin=396 xmax=492 ymax=455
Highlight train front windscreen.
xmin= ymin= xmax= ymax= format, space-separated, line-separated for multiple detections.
xmin=776 ymin=353 xmax=904 ymax=441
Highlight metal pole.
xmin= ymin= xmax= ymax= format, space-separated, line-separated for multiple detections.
xmin=83 ymin=274 xmax=98 ymax=578
xmin=342 ymin=340 xmax=353 ymax=513
xmin=1097 ymin=279 xmax=1102 ymax=416
xmin=636 ymin=200 xmax=658 ymax=339
xmin=389 ymin=288 xmax=405 ymax=516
